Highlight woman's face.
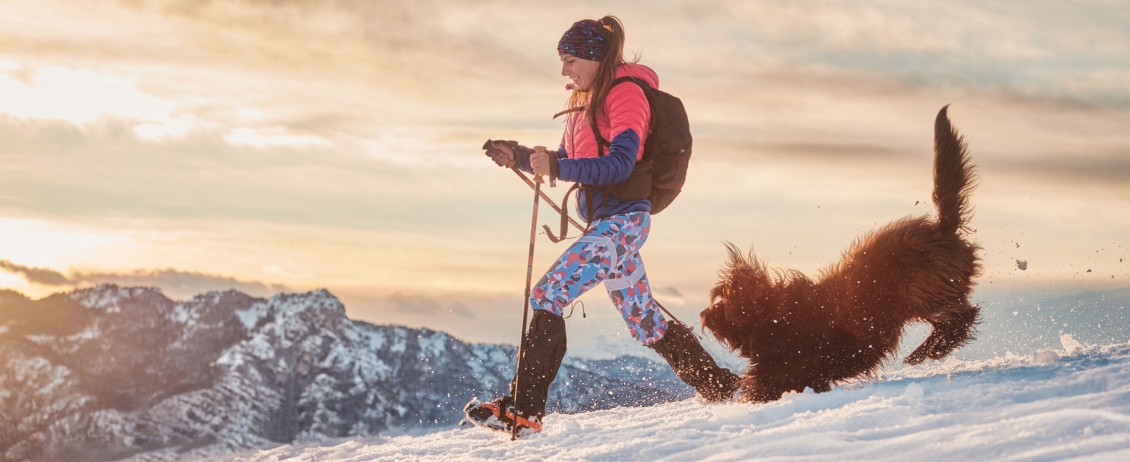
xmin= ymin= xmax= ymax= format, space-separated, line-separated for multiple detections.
xmin=560 ymin=53 xmax=599 ymax=91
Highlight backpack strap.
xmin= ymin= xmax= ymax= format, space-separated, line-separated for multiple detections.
xmin=584 ymin=77 xmax=652 ymax=212
xmin=543 ymin=183 xmax=587 ymax=243
xmin=542 ymin=183 xmax=603 ymax=243
xmin=585 ymin=186 xmax=597 ymax=228
xmin=589 ymin=76 xmax=650 ymax=157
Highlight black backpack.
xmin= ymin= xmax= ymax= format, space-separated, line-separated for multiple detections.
xmin=596 ymin=76 xmax=693 ymax=215
xmin=545 ymin=76 xmax=693 ymax=242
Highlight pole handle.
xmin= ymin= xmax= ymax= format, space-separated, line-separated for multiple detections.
xmin=532 ymin=146 xmax=551 ymax=186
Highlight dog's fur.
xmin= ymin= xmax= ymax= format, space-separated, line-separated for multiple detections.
xmin=701 ymin=106 xmax=982 ymax=402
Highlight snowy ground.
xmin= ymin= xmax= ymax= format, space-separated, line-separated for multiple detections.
xmin=224 ymin=339 xmax=1130 ymax=461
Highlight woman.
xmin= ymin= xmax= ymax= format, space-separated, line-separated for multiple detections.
xmin=465 ymin=16 xmax=738 ymax=436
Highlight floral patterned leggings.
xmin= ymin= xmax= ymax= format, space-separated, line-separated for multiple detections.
xmin=530 ymin=211 xmax=668 ymax=345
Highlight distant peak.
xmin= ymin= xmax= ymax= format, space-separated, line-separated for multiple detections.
xmin=249 ymin=289 xmax=347 ymax=323
xmin=232 ymin=289 xmax=349 ymax=338
xmin=68 ymin=285 xmax=168 ymax=312
xmin=0 ymin=289 xmax=31 ymax=304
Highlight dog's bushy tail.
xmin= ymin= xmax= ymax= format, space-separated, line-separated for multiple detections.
xmin=933 ymin=105 xmax=977 ymax=236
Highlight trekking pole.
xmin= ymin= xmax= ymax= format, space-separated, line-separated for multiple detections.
xmin=510 ymin=147 xmax=546 ymax=440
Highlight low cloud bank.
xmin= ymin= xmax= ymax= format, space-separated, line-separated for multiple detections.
xmin=0 ymin=259 xmax=288 ymax=299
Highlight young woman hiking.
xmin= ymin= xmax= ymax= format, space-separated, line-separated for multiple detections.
xmin=465 ymin=16 xmax=738 ymax=436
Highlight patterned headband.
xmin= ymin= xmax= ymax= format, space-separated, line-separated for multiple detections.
xmin=557 ymin=20 xmax=612 ymax=61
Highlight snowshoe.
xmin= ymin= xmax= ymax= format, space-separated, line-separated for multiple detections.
xmin=463 ymin=397 xmax=542 ymax=437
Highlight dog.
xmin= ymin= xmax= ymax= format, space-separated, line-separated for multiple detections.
xmin=701 ymin=106 xmax=982 ymax=402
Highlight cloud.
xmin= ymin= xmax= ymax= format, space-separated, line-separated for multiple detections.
xmin=0 ymin=259 xmax=288 ymax=298
xmin=7 ymin=0 xmax=1129 ymax=108
xmin=74 ymin=0 xmax=563 ymax=103
xmin=79 ymin=269 xmax=290 ymax=298
xmin=985 ymin=153 xmax=1130 ymax=187
xmin=0 ymin=259 xmax=70 ymax=285
xmin=0 ymin=63 xmax=206 ymax=138
xmin=719 ymin=141 xmax=912 ymax=164
xmin=0 ymin=115 xmax=505 ymax=228
xmin=225 ymin=127 xmax=332 ymax=148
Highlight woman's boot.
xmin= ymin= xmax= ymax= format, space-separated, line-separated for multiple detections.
xmin=649 ymin=321 xmax=739 ymax=402
xmin=464 ymin=309 xmax=567 ymax=434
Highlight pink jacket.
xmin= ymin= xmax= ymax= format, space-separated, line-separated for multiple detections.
xmin=561 ymin=63 xmax=658 ymax=163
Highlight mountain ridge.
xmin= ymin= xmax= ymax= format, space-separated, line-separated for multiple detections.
xmin=0 ymin=285 xmax=691 ymax=462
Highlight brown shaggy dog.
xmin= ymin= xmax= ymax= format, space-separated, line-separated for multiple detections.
xmin=701 ymin=106 xmax=982 ymax=403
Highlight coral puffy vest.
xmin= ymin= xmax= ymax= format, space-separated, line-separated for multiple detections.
xmin=561 ymin=63 xmax=657 ymax=163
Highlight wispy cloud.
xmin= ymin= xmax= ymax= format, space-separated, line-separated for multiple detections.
xmin=0 ymin=259 xmax=288 ymax=298
xmin=985 ymin=154 xmax=1130 ymax=188
xmin=0 ymin=259 xmax=70 ymax=286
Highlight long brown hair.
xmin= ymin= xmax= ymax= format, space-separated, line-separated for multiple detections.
xmin=561 ymin=16 xmax=640 ymax=129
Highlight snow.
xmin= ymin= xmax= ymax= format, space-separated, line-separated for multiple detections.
xmin=25 ymin=334 xmax=53 ymax=345
xmin=567 ymin=335 xmax=664 ymax=362
xmin=70 ymin=284 xmax=157 ymax=312
xmin=235 ymin=303 xmax=269 ymax=331
xmin=567 ymin=334 xmax=746 ymax=370
xmin=171 ymin=302 xmax=200 ymax=325
xmin=417 ymin=331 xmax=448 ymax=360
xmin=362 ymin=329 xmax=387 ymax=351
xmin=223 ymin=342 xmax=1130 ymax=461
xmin=234 ymin=290 xmax=343 ymax=333
xmin=466 ymin=344 xmax=511 ymax=390
xmin=389 ymin=332 xmax=408 ymax=354
xmin=1033 ymin=349 xmax=1062 ymax=364
xmin=68 ymin=323 xmax=101 ymax=341
xmin=1062 ymin=333 xmax=1085 ymax=355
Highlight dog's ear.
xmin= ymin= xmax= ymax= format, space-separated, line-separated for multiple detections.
xmin=722 ymin=279 xmax=773 ymax=325
xmin=714 ymin=244 xmax=776 ymax=324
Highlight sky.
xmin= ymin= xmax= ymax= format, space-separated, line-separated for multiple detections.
xmin=1 ymin=0 xmax=1129 ymax=346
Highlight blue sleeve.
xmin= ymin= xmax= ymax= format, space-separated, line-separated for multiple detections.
xmin=557 ymin=129 xmax=640 ymax=186
xmin=513 ymin=144 xmax=567 ymax=174
xmin=513 ymin=145 xmax=533 ymax=173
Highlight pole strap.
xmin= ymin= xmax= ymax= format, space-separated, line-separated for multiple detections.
xmin=511 ymin=167 xmax=585 ymax=234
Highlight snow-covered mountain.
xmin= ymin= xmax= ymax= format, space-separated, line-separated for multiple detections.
xmin=0 ymin=286 xmax=690 ymax=462
xmin=221 ymin=341 xmax=1130 ymax=461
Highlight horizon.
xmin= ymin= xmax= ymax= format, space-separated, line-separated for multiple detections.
xmin=2 ymin=0 xmax=1128 ymax=346
xmin=4 ymin=282 xmax=1129 ymax=351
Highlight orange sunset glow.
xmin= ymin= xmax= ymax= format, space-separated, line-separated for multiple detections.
xmin=2 ymin=0 xmax=1128 ymax=346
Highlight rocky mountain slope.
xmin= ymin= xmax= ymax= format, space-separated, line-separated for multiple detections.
xmin=0 ymin=286 xmax=690 ymax=461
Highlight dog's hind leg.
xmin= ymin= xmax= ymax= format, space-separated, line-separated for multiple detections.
xmin=904 ymin=303 xmax=980 ymax=365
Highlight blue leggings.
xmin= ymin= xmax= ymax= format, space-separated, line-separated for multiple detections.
xmin=530 ymin=212 xmax=668 ymax=345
